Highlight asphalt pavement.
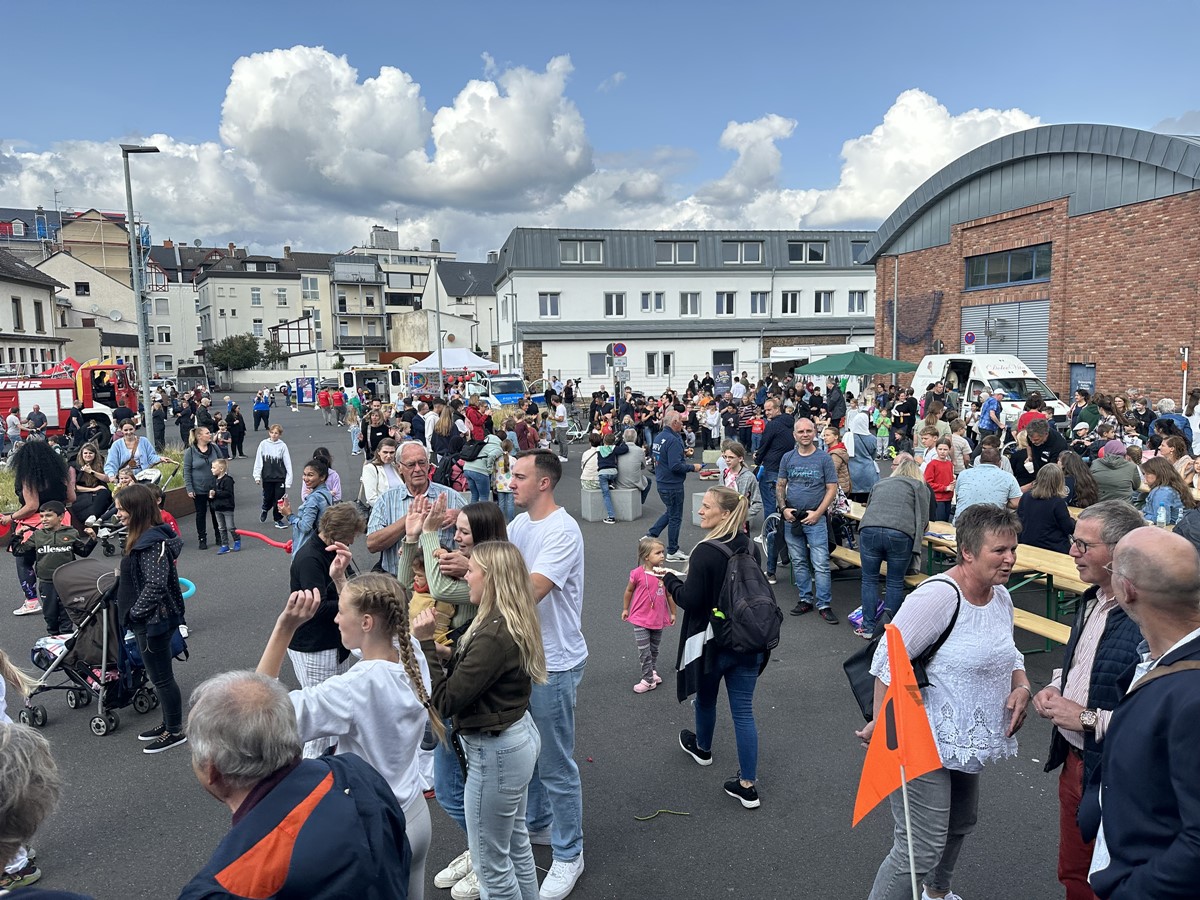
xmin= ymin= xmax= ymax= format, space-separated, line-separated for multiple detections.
xmin=1 ymin=405 xmax=1063 ymax=899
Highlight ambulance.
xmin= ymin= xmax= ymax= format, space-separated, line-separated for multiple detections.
xmin=910 ymin=354 xmax=1069 ymax=431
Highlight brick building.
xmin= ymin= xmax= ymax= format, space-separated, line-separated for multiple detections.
xmin=864 ymin=124 xmax=1200 ymax=402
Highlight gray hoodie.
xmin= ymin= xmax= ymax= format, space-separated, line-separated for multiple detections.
xmin=1090 ymin=455 xmax=1141 ymax=503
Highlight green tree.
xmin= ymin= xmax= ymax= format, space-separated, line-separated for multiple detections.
xmin=207 ymin=333 xmax=262 ymax=373
xmin=262 ymin=338 xmax=289 ymax=369
xmin=332 ymin=353 xmax=345 ymax=370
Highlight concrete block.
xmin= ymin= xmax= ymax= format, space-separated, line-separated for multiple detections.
xmin=581 ymin=487 xmax=643 ymax=522
xmin=702 ymin=450 xmax=721 ymax=464
xmin=692 ymin=491 xmax=706 ymax=526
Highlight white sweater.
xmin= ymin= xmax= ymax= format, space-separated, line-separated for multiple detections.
xmin=290 ymin=640 xmax=432 ymax=808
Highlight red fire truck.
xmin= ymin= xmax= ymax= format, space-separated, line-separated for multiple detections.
xmin=0 ymin=362 xmax=140 ymax=437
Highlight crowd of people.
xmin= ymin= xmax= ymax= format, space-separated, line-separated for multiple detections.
xmin=3 ymin=371 xmax=1200 ymax=900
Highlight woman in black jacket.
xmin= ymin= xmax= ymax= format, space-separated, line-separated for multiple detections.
xmin=358 ymin=409 xmax=393 ymax=458
xmin=115 ymin=484 xmax=187 ymax=754
xmin=226 ymin=403 xmax=248 ymax=458
xmin=663 ymin=486 xmax=766 ymax=809
xmin=1016 ymin=463 xmax=1075 ymax=554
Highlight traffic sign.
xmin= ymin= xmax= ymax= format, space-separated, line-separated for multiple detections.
xmin=612 ymin=342 xmax=627 ymax=358
xmin=615 ymin=368 xmax=630 ymax=382
xmin=613 ymin=356 xmax=628 ymax=367
xmin=963 ymin=331 xmax=976 ymax=345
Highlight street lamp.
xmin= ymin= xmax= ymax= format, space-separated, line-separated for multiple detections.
xmin=121 ymin=142 xmax=159 ymax=426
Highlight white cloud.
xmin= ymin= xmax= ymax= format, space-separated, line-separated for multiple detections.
xmin=1154 ymin=110 xmax=1200 ymax=134
xmin=0 ymin=49 xmax=1040 ymax=261
xmin=597 ymin=71 xmax=626 ymax=92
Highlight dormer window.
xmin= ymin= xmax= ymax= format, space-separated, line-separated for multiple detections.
xmin=245 ymin=262 xmax=258 ymax=272
xmin=11 ymin=221 xmax=25 ymax=237
xmin=265 ymin=262 xmax=277 ymax=272
xmin=559 ymin=240 xmax=603 ymax=265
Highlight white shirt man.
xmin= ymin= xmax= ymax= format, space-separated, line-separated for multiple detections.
xmin=730 ymin=380 xmax=747 ymax=400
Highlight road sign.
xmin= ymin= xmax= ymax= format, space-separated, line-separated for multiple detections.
xmin=615 ymin=368 xmax=630 ymax=382
xmin=963 ymin=331 xmax=976 ymax=345
xmin=613 ymin=342 xmax=627 ymax=357
xmin=613 ymin=356 xmax=628 ymax=367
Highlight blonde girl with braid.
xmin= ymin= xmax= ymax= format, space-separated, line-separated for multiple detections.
xmin=2 ymin=649 xmax=44 ymax=888
xmin=412 ymin=541 xmax=547 ymax=900
xmin=257 ymin=571 xmax=443 ymax=900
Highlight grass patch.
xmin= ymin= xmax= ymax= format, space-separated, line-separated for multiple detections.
xmin=0 ymin=445 xmax=187 ymax=511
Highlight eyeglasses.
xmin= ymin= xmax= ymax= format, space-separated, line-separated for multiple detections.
xmin=1071 ymin=537 xmax=1116 ymax=555
xmin=398 ymin=459 xmax=427 ymax=469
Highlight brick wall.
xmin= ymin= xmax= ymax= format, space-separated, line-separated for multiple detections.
xmin=761 ymin=333 xmax=851 ymax=353
xmin=521 ymin=340 xmax=543 ymax=382
xmin=874 ymin=190 xmax=1200 ymax=401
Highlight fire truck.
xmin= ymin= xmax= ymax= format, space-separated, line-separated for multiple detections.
xmin=0 ymin=362 xmax=140 ymax=437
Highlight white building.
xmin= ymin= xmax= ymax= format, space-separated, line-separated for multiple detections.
xmin=0 ymin=249 xmax=68 ymax=373
xmin=491 ymin=228 xmax=877 ymax=391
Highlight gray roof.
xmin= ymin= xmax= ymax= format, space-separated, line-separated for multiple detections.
xmin=289 ymin=251 xmax=336 ymax=271
xmin=0 ymin=248 xmax=66 ymax=291
xmin=518 ymin=317 xmax=868 ymax=341
xmin=865 ymin=124 xmax=1200 ymax=262
xmin=195 ymin=253 xmax=299 ymax=283
xmin=0 ymin=207 xmax=63 ymax=242
xmin=148 ymin=245 xmax=232 ymax=278
xmin=494 ymin=228 xmax=875 ymax=286
xmin=439 ymin=261 xmax=497 ymax=298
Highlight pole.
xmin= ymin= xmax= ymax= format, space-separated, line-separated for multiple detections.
xmin=1181 ymin=346 xmax=1190 ymax=409
xmin=120 ymin=144 xmax=159 ymax=430
xmin=431 ymin=256 xmax=445 ymax=378
xmin=898 ymin=765 xmax=920 ymax=900
xmin=891 ymin=255 xmax=899 ymax=361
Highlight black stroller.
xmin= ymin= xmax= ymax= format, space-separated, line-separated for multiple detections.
xmin=22 ymin=558 xmax=158 ymax=736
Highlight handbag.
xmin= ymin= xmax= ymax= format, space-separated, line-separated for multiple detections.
xmin=354 ymin=481 xmax=373 ymax=519
xmin=843 ymin=575 xmax=962 ymax=721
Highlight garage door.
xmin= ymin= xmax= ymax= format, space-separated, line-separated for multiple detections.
xmin=961 ymin=299 xmax=1050 ymax=379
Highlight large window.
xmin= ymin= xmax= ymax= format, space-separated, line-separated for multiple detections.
xmin=722 ymin=241 xmax=763 ymax=264
xmin=750 ymin=291 xmax=770 ymax=316
xmin=849 ymin=290 xmax=868 ymax=314
xmin=251 ymin=288 xmax=262 ymax=307
xmin=654 ymin=241 xmax=697 ymax=265
xmin=814 ymin=290 xmax=833 ymax=314
xmin=10 ymin=297 xmax=23 ymax=331
xmin=965 ymin=243 xmax=1052 ymax=289
xmin=788 ymin=241 xmax=826 ymax=264
xmin=301 ymin=276 xmax=320 ymax=301
xmin=538 ymin=292 xmax=560 ymax=318
xmin=646 ymin=352 xmax=658 ymax=376
xmin=604 ymin=292 xmax=625 ymax=318
xmin=640 ymin=291 xmax=665 ymax=313
xmin=33 ymin=301 xmax=44 ymax=333
xmin=154 ymin=297 xmax=170 ymax=316
xmin=252 ymin=318 xmax=263 ymax=337
xmin=680 ymin=292 xmax=700 ymax=317
xmin=156 ymin=326 xmax=171 ymax=343
xmin=588 ymin=352 xmax=607 ymax=377
xmin=781 ymin=291 xmax=800 ymax=316
xmin=276 ymin=287 xmax=288 ymax=306
xmin=559 ymin=240 xmax=603 ymax=265
xmin=716 ymin=292 xmax=736 ymax=316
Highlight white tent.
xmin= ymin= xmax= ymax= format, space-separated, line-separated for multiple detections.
xmin=407 ymin=348 xmax=498 ymax=373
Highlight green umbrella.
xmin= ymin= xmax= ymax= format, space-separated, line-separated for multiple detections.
xmin=795 ymin=350 xmax=919 ymax=377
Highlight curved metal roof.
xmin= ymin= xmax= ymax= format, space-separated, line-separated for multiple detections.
xmin=865 ymin=124 xmax=1200 ymax=262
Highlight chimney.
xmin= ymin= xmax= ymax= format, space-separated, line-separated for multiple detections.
xmin=163 ymin=238 xmax=174 ymax=249
xmin=430 ymin=239 xmax=441 ymax=253
xmin=487 ymin=250 xmax=498 ymax=263
xmin=283 ymin=245 xmax=292 ymax=259
xmin=228 ymin=242 xmax=236 ymax=256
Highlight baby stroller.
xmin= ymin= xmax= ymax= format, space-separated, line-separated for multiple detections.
xmin=21 ymin=558 xmax=158 ymax=736
xmin=85 ymin=515 xmax=127 ymax=558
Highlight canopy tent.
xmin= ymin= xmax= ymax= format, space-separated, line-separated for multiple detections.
xmin=407 ymin=348 xmax=498 ymax=373
xmin=795 ymin=351 xmax=918 ymax=377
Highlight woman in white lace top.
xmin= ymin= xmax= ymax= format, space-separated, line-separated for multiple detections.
xmin=861 ymin=503 xmax=1032 ymax=900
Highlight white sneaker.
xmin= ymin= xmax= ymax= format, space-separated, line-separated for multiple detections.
xmin=13 ymin=600 xmax=42 ymax=616
xmin=434 ymin=849 xmax=472 ymax=889
xmin=450 ymin=869 xmax=481 ymax=900
xmin=539 ymin=855 xmax=584 ymax=900
xmin=665 ymin=551 xmax=689 ymax=562
xmin=921 ymin=891 xmax=963 ymax=900
xmin=557 ymin=456 xmax=569 ymax=463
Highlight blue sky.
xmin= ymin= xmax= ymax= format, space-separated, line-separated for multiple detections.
xmin=2 ymin=1 xmax=1196 ymax=257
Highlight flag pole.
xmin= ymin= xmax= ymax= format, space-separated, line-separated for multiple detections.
xmin=898 ymin=763 xmax=920 ymax=900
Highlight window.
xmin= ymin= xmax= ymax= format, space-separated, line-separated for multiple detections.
xmin=156 ymin=326 xmax=171 ymax=343
xmin=74 ymin=282 xmax=90 ymax=296
xmin=788 ymin=241 xmax=827 ymax=264
xmin=965 ymin=243 xmax=1052 ymax=289
xmin=722 ymin=241 xmax=763 ymax=264
xmin=750 ymin=291 xmax=770 ymax=316
xmin=604 ymin=292 xmax=625 ymax=318
xmin=781 ymin=291 xmax=800 ymax=315
xmin=11 ymin=297 xmax=23 ymax=331
xmin=662 ymin=351 xmax=673 ymax=377
xmin=33 ymin=301 xmax=44 ymax=333
xmin=500 ymin=297 xmax=508 ymax=322
xmin=849 ymin=290 xmax=868 ymax=314
xmin=365 ymin=294 xmax=375 ymax=309
xmin=244 ymin=262 xmax=257 ymax=272
xmin=219 ymin=308 xmax=225 ymax=318
xmin=229 ymin=309 xmax=237 ymax=318
xmin=228 ymin=287 xmax=237 ymax=298
xmin=154 ymin=297 xmax=169 ymax=316
xmin=196 ymin=325 xmax=203 ymax=341
xmin=367 ymin=319 xmax=378 ymax=336
xmin=680 ymin=291 xmax=699 ymax=317
xmin=538 ymin=292 xmax=560 ymax=318
xmin=10 ymin=221 xmax=24 ymax=237
xmin=646 ymin=352 xmax=658 ymax=376
xmin=814 ymin=290 xmax=833 ymax=314
xmin=716 ymin=292 xmax=735 ymax=316
xmin=251 ymin=288 xmax=262 ymax=307
xmin=276 ymin=287 xmax=288 ymax=306
xmin=587 ymin=352 xmax=607 ymax=377
xmin=337 ymin=291 xmax=348 ymax=313
xmin=338 ymin=321 xmax=349 ymax=337
xmin=301 ymin=276 xmax=319 ymax=301
xmin=640 ymin=291 xmax=666 ymax=313
xmin=559 ymin=240 xmax=603 ymax=264
xmin=265 ymin=262 xmax=277 ymax=273
xmin=252 ymin=319 xmax=263 ymax=337
xmin=217 ymin=287 xmax=225 ymax=297
xmin=154 ymin=354 xmax=172 ymax=372
xmin=851 ymin=241 xmax=870 ymax=264
xmin=655 ymin=241 xmax=697 ymax=265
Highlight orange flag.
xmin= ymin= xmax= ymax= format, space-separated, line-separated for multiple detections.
xmin=852 ymin=624 xmax=943 ymax=826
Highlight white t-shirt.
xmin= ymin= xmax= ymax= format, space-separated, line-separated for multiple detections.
xmin=508 ymin=507 xmax=587 ymax=671
xmin=6 ymin=414 xmax=20 ymax=439
xmin=555 ymin=403 xmax=567 ymax=427
xmin=731 ymin=382 xmax=747 ymax=400
xmin=422 ymin=412 xmax=438 ymax=449
xmin=289 ymin=643 xmax=431 ymax=808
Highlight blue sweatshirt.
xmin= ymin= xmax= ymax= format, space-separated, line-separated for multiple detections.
xmin=651 ymin=428 xmax=692 ymax=488
xmin=755 ymin=413 xmax=795 ymax=473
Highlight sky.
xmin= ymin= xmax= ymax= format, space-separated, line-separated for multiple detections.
xmin=2 ymin=0 xmax=1197 ymax=261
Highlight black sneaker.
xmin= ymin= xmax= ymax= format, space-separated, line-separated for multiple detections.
xmin=790 ymin=601 xmax=814 ymax=616
xmin=260 ymin=509 xmax=269 ymax=523
xmin=818 ymin=607 xmax=839 ymax=625
xmin=274 ymin=520 xmax=290 ymax=530
xmin=143 ymin=732 xmax=188 ymax=754
xmin=724 ymin=776 xmax=761 ymax=809
xmin=138 ymin=723 xmax=168 ymax=742
xmin=603 ymin=517 xmax=616 ymax=524
xmin=679 ymin=729 xmax=712 ymax=767
xmin=198 ymin=537 xmax=207 ymax=550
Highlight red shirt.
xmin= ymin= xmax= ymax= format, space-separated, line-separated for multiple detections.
xmin=924 ymin=457 xmax=955 ymax=501
xmin=1016 ymin=410 xmax=1047 ymax=433
xmin=317 ymin=390 xmax=331 ymax=408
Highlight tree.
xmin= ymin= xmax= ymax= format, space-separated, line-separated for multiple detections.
xmin=332 ymin=352 xmax=345 ymax=371
xmin=207 ymin=333 xmax=261 ymax=373
xmin=262 ymin=339 xmax=289 ymax=369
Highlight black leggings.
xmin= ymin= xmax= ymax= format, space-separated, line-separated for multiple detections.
xmin=191 ymin=494 xmax=220 ymax=541
xmin=253 ymin=411 xmax=269 ymax=431
xmin=133 ymin=627 xmax=182 ymax=732
xmin=231 ymin=434 xmax=245 ymax=457
xmin=261 ymin=480 xmax=286 ymax=522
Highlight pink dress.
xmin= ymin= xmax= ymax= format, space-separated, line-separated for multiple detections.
xmin=627 ymin=567 xmax=672 ymax=630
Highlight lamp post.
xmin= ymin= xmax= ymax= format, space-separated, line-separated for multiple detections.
xmin=120 ymin=143 xmax=159 ymax=427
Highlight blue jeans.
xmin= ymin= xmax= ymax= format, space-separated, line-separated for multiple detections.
xmin=526 ymin=662 xmax=585 ymax=862
xmin=649 ymin=485 xmax=684 ymax=554
xmin=461 ymin=712 xmax=542 ymax=900
xmin=783 ymin=517 xmax=832 ymax=609
xmin=496 ymin=491 xmax=515 ymax=522
xmin=598 ymin=470 xmax=618 ymax=519
xmin=858 ymin=527 xmax=913 ymax=635
xmin=694 ymin=648 xmax=763 ymax=782
xmin=348 ymin=424 xmax=360 ymax=454
xmin=465 ymin=468 xmax=491 ymax=504
xmin=435 ymin=718 xmax=467 ymax=833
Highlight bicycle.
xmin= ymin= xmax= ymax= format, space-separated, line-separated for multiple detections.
xmin=566 ymin=416 xmax=590 ymax=443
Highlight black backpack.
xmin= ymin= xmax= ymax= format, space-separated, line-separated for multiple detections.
xmin=709 ymin=541 xmax=782 ymax=654
xmin=459 ymin=439 xmax=487 ymax=462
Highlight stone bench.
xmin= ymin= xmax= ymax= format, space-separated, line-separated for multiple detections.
xmin=581 ymin=486 xmax=643 ymax=522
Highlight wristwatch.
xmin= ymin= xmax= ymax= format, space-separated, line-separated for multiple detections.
xmin=1079 ymin=708 xmax=1099 ymax=732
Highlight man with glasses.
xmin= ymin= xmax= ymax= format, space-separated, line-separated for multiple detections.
xmin=365 ymin=442 xmax=464 ymax=576
xmin=1032 ymin=500 xmax=1145 ymax=900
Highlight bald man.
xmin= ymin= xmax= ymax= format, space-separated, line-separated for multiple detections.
xmin=1082 ymin=529 xmax=1200 ymax=899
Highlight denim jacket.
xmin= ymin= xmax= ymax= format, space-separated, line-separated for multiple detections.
xmin=1143 ymin=485 xmax=1183 ymax=524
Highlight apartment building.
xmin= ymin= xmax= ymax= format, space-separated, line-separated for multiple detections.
xmin=0 ymin=249 xmax=69 ymax=373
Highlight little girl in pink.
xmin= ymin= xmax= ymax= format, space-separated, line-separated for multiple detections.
xmin=621 ymin=537 xmax=677 ymax=693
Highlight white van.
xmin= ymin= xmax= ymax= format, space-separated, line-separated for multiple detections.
xmin=911 ymin=354 xmax=1068 ymax=431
